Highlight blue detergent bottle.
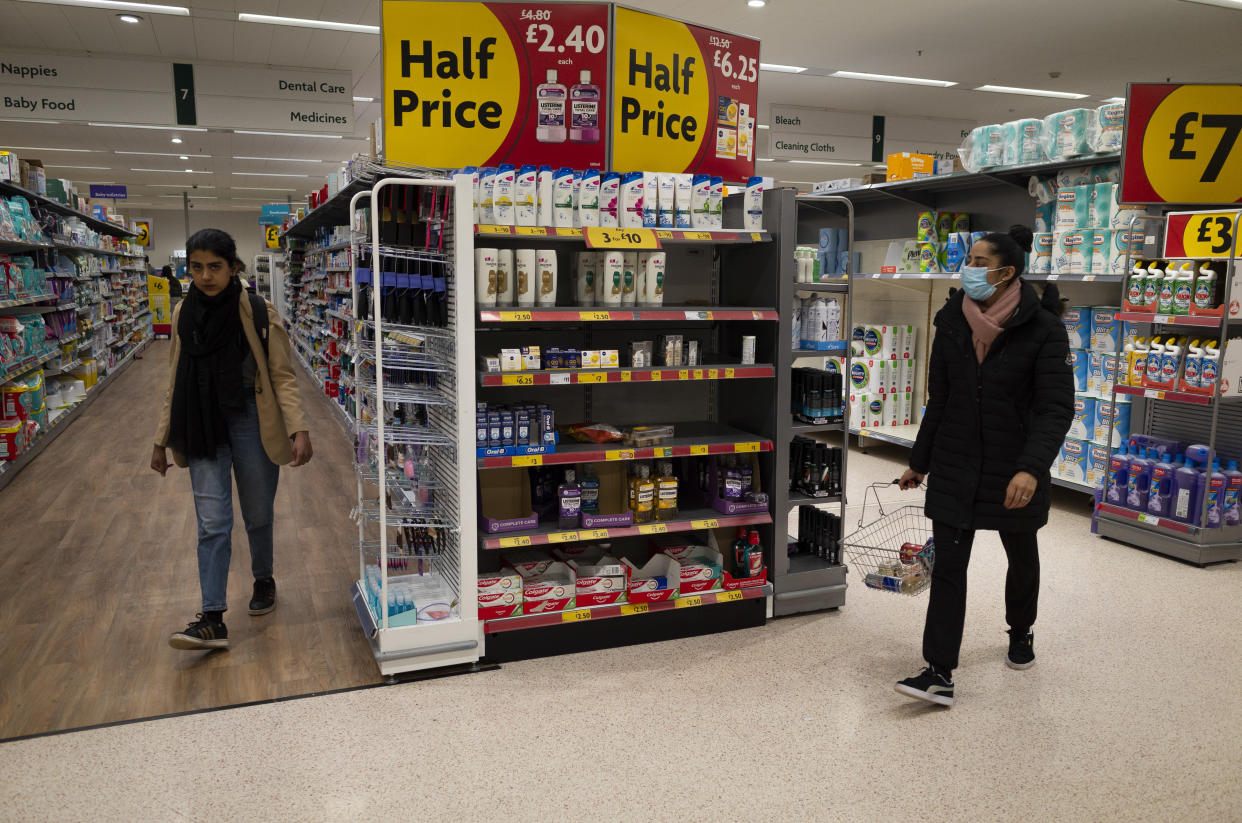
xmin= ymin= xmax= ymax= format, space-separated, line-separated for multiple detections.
xmin=1222 ymin=460 xmax=1242 ymax=527
xmin=1147 ymin=453 xmax=1175 ymax=517
xmin=1205 ymin=458 xmax=1228 ymax=528
xmin=1106 ymin=445 xmax=1132 ymax=505
xmin=1125 ymin=446 xmax=1153 ymax=511
xmin=1171 ymin=454 xmax=1202 ymax=525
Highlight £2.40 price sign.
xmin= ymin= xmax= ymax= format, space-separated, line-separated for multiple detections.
xmin=1121 ymin=83 xmax=1242 ymax=205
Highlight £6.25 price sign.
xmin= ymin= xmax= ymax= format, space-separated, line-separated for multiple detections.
xmin=1121 ymin=83 xmax=1242 ymax=205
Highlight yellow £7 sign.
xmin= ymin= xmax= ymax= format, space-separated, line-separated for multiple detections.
xmin=134 ymin=220 xmax=151 ymax=247
xmin=265 ymin=225 xmax=281 ymax=249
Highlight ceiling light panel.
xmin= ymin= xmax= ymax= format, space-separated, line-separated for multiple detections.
xmin=89 ymin=122 xmax=207 ymax=131
xmin=18 ymin=0 xmax=189 ymax=15
xmin=237 ymin=13 xmax=380 ymax=34
xmin=230 ymin=172 xmax=311 ymax=178
xmin=974 ymin=85 xmax=1088 ymax=100
xmin=832 ymin=70 xmax=956 ymax=88
xmin=115 ymin=151 xmax=211 ymax=158
xmin=233 ymin=130 xmax=346 ymax=139
xmin=130 ymin=167 xmax=212 ymax=173
xmin=759 ymin=63 xmax=806 ymax=73
xmin=231 ymin=156 xmax=323 ymax=163
xmin=6 ymin=146 xmax=99 ymax=153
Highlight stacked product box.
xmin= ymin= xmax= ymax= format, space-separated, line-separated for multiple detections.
xmin=1057 ymin=306 xmax=1132 ymax=486
xmin=475 ymin=401 xmax=557 ymax=457
xmin=848 ymin=322 xmax=917 ymax=429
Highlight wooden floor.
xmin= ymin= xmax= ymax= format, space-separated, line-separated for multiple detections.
xmin=0 ymin=341 xmax=380 ymax=739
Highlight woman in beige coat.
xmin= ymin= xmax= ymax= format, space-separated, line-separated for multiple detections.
xmin=151 ymin=228 xmax=312 ymax=651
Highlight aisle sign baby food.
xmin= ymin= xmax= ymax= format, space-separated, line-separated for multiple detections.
xmin=611 ymin=6 xmax=759 ymax=179
xmin=382 ymin=1 xmax=609 ymax=169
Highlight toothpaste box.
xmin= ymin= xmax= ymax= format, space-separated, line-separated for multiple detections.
xmin=1069 ymin=394 xmax=1097 ymax=440
xmin=478 ymin=590 xmax=523 ymax=620
xmin=478 ymin=569 xmax=523 ymax=597
xmin=651 ymin=534 xmax=710 ymax=562
xmin=1064 ymin=307 xmax=1090 ymax=349
xmin=569 ymin=555 xmax=629 ymax=606
xmin=1094 ymin=399 xmax=1132 ymax=448
xmin=1090 ymin=308 xmax=1122 ymax=353
xmin=1086 ymin=441 xmax=1112 ymax=488
xmin=522 ymin=561 xmax=575 ymax=613
xmin=677 ymin=548 xmax=724 ymax=594
xmin=1058 ymin=437 xmax=1089 ymax=484
xmin=622 ymin=554 xmax=680 ymax=603
xmin=1070 ymin=349 xmax=1090 ymax=393
xmin=503 ymin=549 xmax=555 ymax=579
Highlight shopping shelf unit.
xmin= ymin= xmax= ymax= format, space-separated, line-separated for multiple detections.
xmin=1094 ymin=211 xmax=1242 ymax=566
xmin=826 ymin=152 xmax=1130 ymax=497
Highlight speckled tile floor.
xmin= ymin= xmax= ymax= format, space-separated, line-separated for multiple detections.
xmin=1 ymin=441 xmax=1240 ymax=823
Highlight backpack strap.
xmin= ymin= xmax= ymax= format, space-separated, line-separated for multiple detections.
xmin=248 ymin=292 xmax=270 ymax=361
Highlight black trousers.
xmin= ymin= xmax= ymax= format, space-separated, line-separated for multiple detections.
xmin=922 ymin=521 xmax=1040 ymax=673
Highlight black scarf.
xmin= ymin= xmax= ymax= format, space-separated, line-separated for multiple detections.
xmin=168 ymin=277 xmax=247 ymax=459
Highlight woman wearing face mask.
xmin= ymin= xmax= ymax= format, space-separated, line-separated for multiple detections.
xmin=894 ymin=225 xmax=1073 ymax=708
xmin=151 ymin=228 xmax=313 ymax=651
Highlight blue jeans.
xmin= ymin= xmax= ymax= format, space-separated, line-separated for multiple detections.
xmin=188 ymin=396 xmax=280 ymax=613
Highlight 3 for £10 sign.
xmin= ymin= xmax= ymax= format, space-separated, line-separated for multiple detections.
xmin=1121 ymin=83 xmax=1242 ymax=205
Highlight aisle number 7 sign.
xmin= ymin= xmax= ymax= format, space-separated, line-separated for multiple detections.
xmin=1121 ymin=83 xmax=1242 ymax=205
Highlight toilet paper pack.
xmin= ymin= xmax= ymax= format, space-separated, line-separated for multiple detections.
xmin=1090 ymin=308 xmax=1122 ymax=352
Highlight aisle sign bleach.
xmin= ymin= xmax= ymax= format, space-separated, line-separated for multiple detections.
xmin=382 ymin=1 xmax=610 ymax=169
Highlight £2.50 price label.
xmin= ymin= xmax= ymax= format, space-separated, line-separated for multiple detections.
xmin=1163 ymin=210 xmax=1242 ymax=258
xmin=1123 ymin=83 xmax=1242 ymax=205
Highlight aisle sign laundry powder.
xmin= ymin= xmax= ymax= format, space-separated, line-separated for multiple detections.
xmin=611 ymin=6 xmax=759 ymax=178
xmin=381 ymin=1 xmax=610 ymax=169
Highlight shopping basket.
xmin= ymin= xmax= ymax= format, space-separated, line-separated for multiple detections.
xmin=842 ymin=481 xmax=934 ymax=596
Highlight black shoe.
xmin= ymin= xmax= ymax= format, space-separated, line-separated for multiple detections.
xmin=1007 ymin=630 xmax=1035 ymax=670
xmin=169 ymin=614 xmax=229 ymax=650
xmin=895 ymin=666 xmax=955 ymax=707
xmin=249 ymin=577 xmax=276 ymax=615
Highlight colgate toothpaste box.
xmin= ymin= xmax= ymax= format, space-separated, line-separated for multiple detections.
xmin=621 ymin=554 xmax=680 ymax=603
xmin=650 ymin=533 xmax=711 ymax=563
xmin=478 ymin=569 xmax=523 ymax=597
xmin=563 ymin=553 xmax=629 ymax=606
xmin=522 ymin=561 xmax=575 ymax=614
xmin=503 ymin=548 xmax=555 ymax=579
xmin=478 ymin=590 xmax=523 ymax=620
xmin=677 ymin=548 xmax=723 ymax=594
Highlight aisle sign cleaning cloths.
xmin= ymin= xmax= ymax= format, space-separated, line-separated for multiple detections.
xmin=1121 ymin=83 xmax=1242 ymax=205
xmin=381 ymin=1 xmax=611 ymax=169
xmin=610 ymin=6 xmax=759 ymax=179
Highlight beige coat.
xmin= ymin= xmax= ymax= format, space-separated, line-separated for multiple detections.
xmin=154 ymin=294 xmax=308 ymax=468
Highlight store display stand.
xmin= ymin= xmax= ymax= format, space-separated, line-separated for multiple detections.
xmin=1094 ymin=212 xmax=1242 ymax=565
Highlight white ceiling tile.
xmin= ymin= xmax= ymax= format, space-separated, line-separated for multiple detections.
xmin=232 ymin=20 xmax=275 ymax=64
xmin=263 ymin=24 xmax=314 ymax=67
xmin=193 ymin=18 xmax=237 ymax=62
xmin=149 ymin=14 xmax=200 ymax=60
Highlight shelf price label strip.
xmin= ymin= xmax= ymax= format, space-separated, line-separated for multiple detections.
xmin=485 ymin=586 xmax=768 ymax=633
xmin=482 ymin=512 xmax=771 ymax=549
xmin=480 ymin=440 xmax=772 ymax=469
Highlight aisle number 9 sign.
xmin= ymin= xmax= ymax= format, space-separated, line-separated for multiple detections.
xmin=1121 ymin=83 xmax=1242 ymax=205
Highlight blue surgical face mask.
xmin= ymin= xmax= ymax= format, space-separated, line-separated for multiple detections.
xmin=960 ymin=265 xmax=1009 ymax=301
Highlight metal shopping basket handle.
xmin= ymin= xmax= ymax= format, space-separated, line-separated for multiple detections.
xmin=857 ymin=479 xmax=923 ymax=530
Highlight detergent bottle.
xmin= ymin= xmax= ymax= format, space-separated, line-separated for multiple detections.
xmin=1172 ymin=262 xmax=1195 ymax=315
xmin=1144 ymin=337 xmax=1164 ymax=387
xmin=1193 ymin=264 xmax=1217 ymax=313
xmin=1143 ymin=262 xmax=1164 ymax=308
xmin=1222 ymin=459 xmax=1242 ymax=527
xmin=1205 ymin=458 xmax=1228 ymax=528
xmin=1125 ymin=447 xmax=1154 ymax=511
xmin=1105 ymin=446 xmax=1132 ymax=505
xmin=1171 ymin=454 xmax=1202 ymax=524
xmin=1147 ymin=453 xmax=1176 ymax=517
xmin=1183 ymin=445 xmax=1216 ymax=526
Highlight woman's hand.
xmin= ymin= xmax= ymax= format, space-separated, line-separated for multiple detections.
xmin=290 ymin=431 xmax=313 ymax=467
xmin=899 ymin=469 xmax=925 ymax=490
xmin=151 ymin=445 xmax=169 ymax=476
xmin=1005 ymin=471 xmax=1038 ymax=509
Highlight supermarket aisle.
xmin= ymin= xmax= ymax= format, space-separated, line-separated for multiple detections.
xmin=0 ymin=341 xmax=376 ymax=740
xmin=2 ymin=442 xmax=1240 ymax=822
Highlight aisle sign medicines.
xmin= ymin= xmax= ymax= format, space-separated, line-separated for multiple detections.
xmin=381 ymin=1 xmax=610 ymax=169
xmin=1121 ymin=83 xmax=1242 ymax=205
xmin=611 ymin=7 xmax=759 ymax=179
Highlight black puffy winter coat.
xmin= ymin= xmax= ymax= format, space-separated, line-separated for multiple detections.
xmin=909 ymin=280 xmax=1074 ymax=532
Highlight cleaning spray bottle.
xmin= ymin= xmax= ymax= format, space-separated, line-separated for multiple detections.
xmin=1206 ymin=458 xmax=1228 ymax=528
xmin=1147 ymin=452 xmax=1176 ymax=517
xmin=1171 ymin=453 xmax=1203 ymax=525
xmin=1193 ymin=263 xmax=1217 ymax=313
xmin=1106 ymin=445 xmax=1131 ymax=505
xmin=1126 ymin=446 xmax=1154 ymax=511
xmin=1222 ymin=459 xmax=1242 ymax=527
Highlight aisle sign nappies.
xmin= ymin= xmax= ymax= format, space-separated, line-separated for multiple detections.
xmin=1064 ymin=307 xmax=1090 ymax=349
xmin=381 ymin=2 xmax=610 ymax=170
xmin=1069 ymin=394 xmax=1097 ymax=440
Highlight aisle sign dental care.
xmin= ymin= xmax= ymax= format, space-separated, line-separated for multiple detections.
xmin=611 ymin=6 xmax=759 ymax=178
xmin=1121 ymin=82 xmax=1242 ymax=205
xmin=189 ymin=64 xmax=353 ymax=134
xmin=381 ymin=1 xmax=610 ymax=169
xmin=0 ymin=50 xmax=173 ymax=124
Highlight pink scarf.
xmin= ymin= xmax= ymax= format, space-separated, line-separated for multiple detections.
xmin=962 ymin=281 xmax=1022 ymax=363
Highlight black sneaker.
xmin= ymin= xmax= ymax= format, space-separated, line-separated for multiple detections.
xmin=169 ymin=614 xmax=229 ymax=650
xmin=895 ymin=666 xmax=955 ymax=707
xmin=1007 ymin=630 xmax=1035 ymax=670
xmin=249 ymin=577 xmax=276 ymax=615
